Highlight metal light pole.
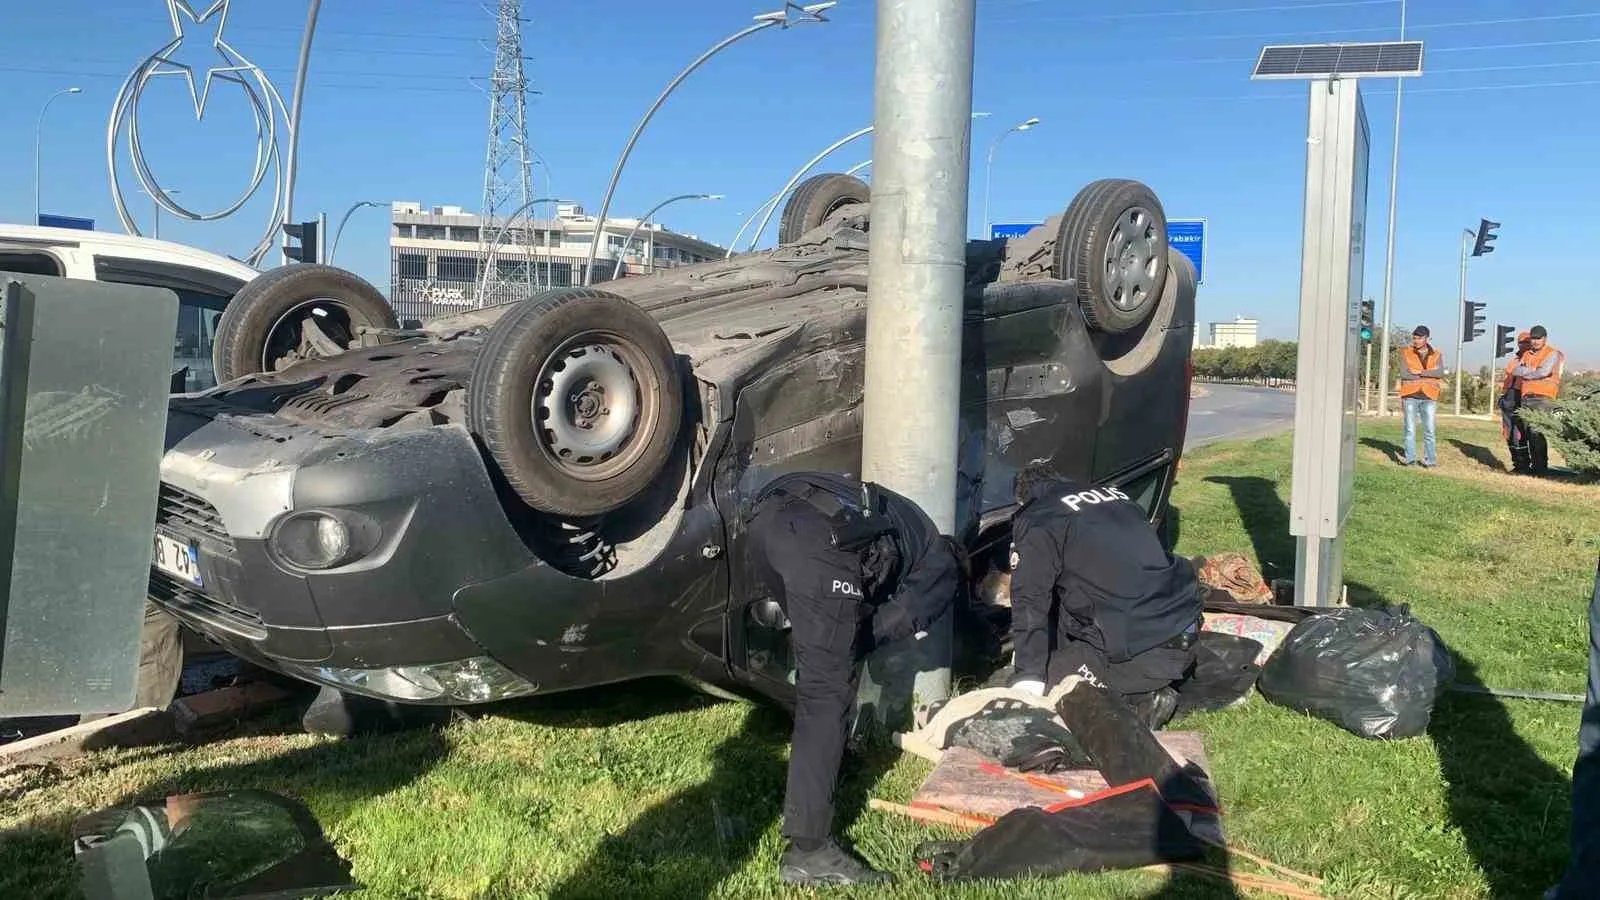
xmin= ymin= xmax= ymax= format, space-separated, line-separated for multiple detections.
xmin=280 ymin=0 xmax=324 ymax=264
xmin=34 ymin=86 xmax=82 ymax=224
xmin=1375 ymin=0 xmax=1407 ymax=416
xmin=328 ymin=200 xmax=386 ymax=264
xmin=845 ymin=159 xmax=872 ymax=178
xmin=140 ymin=187 xmax=181 ymax=239
xmin=982 ymin=115 xmax=1040 ymax=238
xmin=730 ymin=112 xmax=988 ymax=257
xmin=857 ymin=0 xmax=976 ymax=728
xmin=1454 ymin=227 xmax=1472 ymax=416
xmin=582 ymin=2 xmax=836 ymax=285
xmin=612 ymin=193 xmax=722 ymax=280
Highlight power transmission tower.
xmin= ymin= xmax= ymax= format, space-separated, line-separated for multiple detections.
xmin=478 ymin=0 xmax=537 ymax=307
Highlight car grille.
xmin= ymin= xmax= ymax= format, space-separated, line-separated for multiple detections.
xmin=148 ymin=570 xmax=266 ymax=637
xmin=156 ymin=483 xmax=236 ymax=554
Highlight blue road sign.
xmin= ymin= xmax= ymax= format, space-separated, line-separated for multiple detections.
xmin=37 ymin=213 xmax=95 ymax=231
xmin=990 ymin=222 xmax=1041 ymax=240
xmin=1167 ymin=218 xmax=1206 ymax=284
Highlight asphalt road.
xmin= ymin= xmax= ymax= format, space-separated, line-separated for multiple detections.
xmin=1185 ymin=383 xmax=1297 ymax=450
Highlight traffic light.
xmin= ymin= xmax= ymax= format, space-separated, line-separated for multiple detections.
xmin=1471 ymin=218 xmax=1500 ymax=257
xmin=1462 ymin=300 xmax=1486 ymax=342
xmin=1494 ymin=324 xmax=1516 ymax=359
xmin=283 ymin=214 xmax=325 ymax=265
xmin=1358 ymin=298 xmax=1374 ymax=342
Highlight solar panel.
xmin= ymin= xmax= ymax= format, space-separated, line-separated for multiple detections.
xmin=1251 ymin=41 xmax=1424 ymax=80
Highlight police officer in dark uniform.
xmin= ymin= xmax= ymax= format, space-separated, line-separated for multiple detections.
xmin=1005 ymin=465 xmax=1203 ymax=730
xmin=745 ymin=471 xmax=962 ymax=886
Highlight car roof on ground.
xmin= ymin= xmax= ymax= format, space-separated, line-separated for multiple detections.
xmin=0 ymin=224 xmax=262 ymax=283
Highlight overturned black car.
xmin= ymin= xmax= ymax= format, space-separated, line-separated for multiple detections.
xmin=146 ymin=175 xmax=1196 ymax=708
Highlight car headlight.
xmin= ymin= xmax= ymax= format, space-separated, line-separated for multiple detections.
xmin=269 ymin=509 xmax=374 ymax=570
xmin=279 ymin=656 xmax=540 ymax=704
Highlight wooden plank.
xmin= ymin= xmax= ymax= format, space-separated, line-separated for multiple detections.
xmin=0 ymin=707 xmax=173 ymax=766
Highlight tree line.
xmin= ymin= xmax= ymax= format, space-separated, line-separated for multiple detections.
xmin=1191 ymin=340 xmax=1299 ymax=382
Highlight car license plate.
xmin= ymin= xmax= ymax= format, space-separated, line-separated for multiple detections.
xmin=153 ymin=532 xmax=203 ymax=588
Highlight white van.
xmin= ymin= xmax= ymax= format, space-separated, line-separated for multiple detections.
xmin=0 ymin=225 xmax=262 ymax=393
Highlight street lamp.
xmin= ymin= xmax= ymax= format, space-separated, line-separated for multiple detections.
xmin=1375 ymin=0 xmax=1408 ymax=416
xmin=476 ymin=196 xmax=573 ymax=300
xmin=844 ymin=159 xmax=872 ymax=178
xmin=328 ymin=200 xmax=386 ymax=264
xmin=582 ymin=2 xmax=836 ymax=285
xmin=731 ymin=111 xmax=989 ymax=257
xmin=34 ymin=86 xmax=82 ymax=224
xmin=982 ymin=115 xmax=1040 ymax=237
xmin=612 ymin=193 xmax=723 ymax=280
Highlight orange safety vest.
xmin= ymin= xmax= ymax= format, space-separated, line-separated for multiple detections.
xmin=1519 ymin=345 xmax=1565 ymax=399
xmin=1399 ymin=345 xmax=1444 ymax=401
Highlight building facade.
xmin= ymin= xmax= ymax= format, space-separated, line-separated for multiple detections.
xmin=388 ymin=201 xmax=727 ymax=323
xmin=1209 ymin=316 xmax=1260 ymax=349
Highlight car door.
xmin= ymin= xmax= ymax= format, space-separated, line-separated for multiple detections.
xmin=92 ymin=256 xmax=245 ymax=393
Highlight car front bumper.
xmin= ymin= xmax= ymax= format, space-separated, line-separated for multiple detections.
xmin=147 ymin=410 xmax=548 ymax=703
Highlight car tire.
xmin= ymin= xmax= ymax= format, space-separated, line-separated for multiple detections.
xmin=466 ymin=287 xmax=683 ymax=518
xmin=1053 ymin=179 xmax=1169 ymax=335
xmin=778 ymin=173 xmax=871 ymax=245
xmin=212 ymin=264 xmax=399 ymax=383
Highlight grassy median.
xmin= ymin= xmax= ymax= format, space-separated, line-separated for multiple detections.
xmin=4 ymin=417 xmax=1597 ymax=899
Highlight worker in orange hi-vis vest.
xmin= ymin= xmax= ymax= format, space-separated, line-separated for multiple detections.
xmin=1499 ymin=330 xmax=1534 ymax=472
xmin=1511 ymin=325 xmax=1566 ymax=476
xmin=1397 ymin=325 xmax=1445 ymax=468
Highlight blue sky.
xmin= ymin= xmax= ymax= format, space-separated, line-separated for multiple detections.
xmin=3 ymin=0 xmax=1597 ymax=366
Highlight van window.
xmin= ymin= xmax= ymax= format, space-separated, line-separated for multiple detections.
xmin=93 ymin=256 xmax=248 ymax=393
xmin=0 ymin=250 xmax=65 ymax=277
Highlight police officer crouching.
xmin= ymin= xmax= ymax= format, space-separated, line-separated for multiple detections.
xmin=1006 ymin=464 xmax=1203 ymax=730
xmin=745 ymin=471 xmax=962 ymax=886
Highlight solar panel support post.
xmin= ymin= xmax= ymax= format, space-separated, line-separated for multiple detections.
xmin=858 ymin=0 xmax=976 ymax=731
xmin=1285 ymin=76 xmax=1370 ymax=609
xmin=1251 ymin=39 xmax=1420 ymax=609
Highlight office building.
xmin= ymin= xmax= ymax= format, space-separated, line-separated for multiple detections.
xmin=1209 ymin=316 xmax=1260 ymax=349
xmin=388 ymin=201 xmax=727 ymax=323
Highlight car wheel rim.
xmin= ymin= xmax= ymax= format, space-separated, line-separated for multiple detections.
xmin=262 ymin=299 xmax=358 ymax=372
xmin=1103 ymin=206 xmax=1161 ymax=313
xmin=533 ymin=335 xmax=648 ymax=481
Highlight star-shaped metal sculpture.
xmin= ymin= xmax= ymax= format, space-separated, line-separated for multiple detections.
xmin=146 ymin=0 xmax=260 ymax=120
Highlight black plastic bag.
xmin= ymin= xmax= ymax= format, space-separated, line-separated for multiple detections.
xmin=1257 ymin=607 xmax=1454 ymax=740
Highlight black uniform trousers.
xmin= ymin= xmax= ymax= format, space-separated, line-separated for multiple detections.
xmin=1518 ymin=396 xmax=1553 ymax=473
xmin=1044 ymin=631 xmax=1198 ymax=698
xmin=747 ymin=495 xmax=869 ymax=844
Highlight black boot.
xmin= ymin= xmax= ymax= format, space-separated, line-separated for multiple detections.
xmin=780 ymin=838 xmax=893 ymax=886
xmin=1127 ymin=687 xmax=1180 ymax=731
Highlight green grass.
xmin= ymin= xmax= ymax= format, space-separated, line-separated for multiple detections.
xmin=4 ymin=418 xmax=1597 ymax=899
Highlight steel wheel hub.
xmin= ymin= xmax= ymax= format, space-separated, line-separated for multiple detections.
xmin=1104 ymin=206 xmax=1160 ymax=312
xmin=535 ymin=343 xmax=641 ymax=470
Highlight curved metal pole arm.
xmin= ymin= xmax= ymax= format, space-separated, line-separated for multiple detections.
xmin=35 ymin=89 xmax=76 ymax=223
xmin=613 ymin=194 xmax=709 ymax=280
xmin=328 ymin=200 xmax=382 ymax=264
xmin=726 ymin=192 xmax=787 ymax=258
xmin=582 ymin=20 xmax=779 ymax=285
xmin=476 ymin=196 xmax=567 ymax=297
